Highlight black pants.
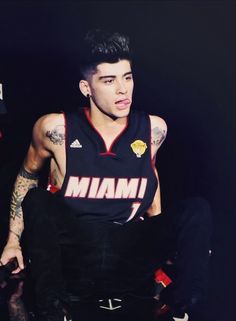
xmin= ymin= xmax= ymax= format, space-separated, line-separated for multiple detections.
xmin=22 ymin=188 xmax=212 ymax=308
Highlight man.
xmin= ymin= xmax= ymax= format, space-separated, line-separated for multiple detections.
xmin=0 ymin=30 xmax=211 ymax=321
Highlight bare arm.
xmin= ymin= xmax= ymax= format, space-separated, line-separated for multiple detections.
xmin=0 ymin=114 xmax=61 ymax=271
xmin=146 ymin=115 xmax=167 ymax=217
xmin=8 ymin=167 xmax=39 ymax=243
xmin=3 ymin=167 xmax=40 ymax=272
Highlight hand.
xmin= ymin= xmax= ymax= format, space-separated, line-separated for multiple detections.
xmin=0 ymin=244 xmax=24 ymax=274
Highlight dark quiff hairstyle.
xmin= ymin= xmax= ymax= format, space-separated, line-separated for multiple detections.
xmin=79 ymin=29 xmax=132 ymax=80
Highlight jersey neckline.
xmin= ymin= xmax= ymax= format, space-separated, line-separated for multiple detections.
xmin=83 ymin=107 xmax=129 ymax=155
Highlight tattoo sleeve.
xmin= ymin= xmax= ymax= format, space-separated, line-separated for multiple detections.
xmin=9 ymin=167 xmax=38 ymax=243
xmin=151 ymin=126 xmax=167 ymax=149
xmin=46 ymin=125 xmax=65 ymax=145
xmin=9 ymin=229 xmax=21 ymax=240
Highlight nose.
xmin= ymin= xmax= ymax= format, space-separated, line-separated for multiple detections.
xmin=116 ymin=80 xmax=127 ymax=94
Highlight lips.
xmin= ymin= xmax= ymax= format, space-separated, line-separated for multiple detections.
xmin=115 ymin=99 xmax=131 ymax=105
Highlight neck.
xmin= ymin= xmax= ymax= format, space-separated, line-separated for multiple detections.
xmin=88 ymin=106 xmax=127 ymax=130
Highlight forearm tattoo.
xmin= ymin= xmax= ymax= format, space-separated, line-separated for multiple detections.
xmin=151 ymin=126 xmax=167 ymax=148
xmin=10 ymin=190 xmax=24 ymax=220
xmin=10 ymin=170 xmax=38 ymax=221
xmin=19 ymin=166 xmax=39 ymax=180
xmin=46 ymin=125 xmax=65 ymax=145
xmin=9 ymin=229 xmax=21 ymax=240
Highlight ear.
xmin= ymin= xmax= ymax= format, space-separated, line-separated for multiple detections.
xmin=79 ymin=80 xmax=91 ymax=98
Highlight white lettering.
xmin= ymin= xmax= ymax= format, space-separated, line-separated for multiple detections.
xmin=115 ymin=178 xmax=139 ymax=199
xmin=88 ymin=177 xmax=100 ymax=198
xmin=138 ymin=178 xmax=147 ymax=198
xmin=96 ymin=178 xmax=115 ymax=198
xmin=65 ymin=176 xmax=90 ymax=197
xmin=65 ymin=177 xmax=148 ymax=199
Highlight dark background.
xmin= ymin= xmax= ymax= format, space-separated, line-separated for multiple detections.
xmin=0 ymin=1 xmax=235 ymax=320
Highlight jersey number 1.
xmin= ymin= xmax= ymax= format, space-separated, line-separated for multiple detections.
xmin=126 ymin=202 xmax=141 ymax=222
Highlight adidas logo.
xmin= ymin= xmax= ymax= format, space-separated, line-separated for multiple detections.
xmin=70 ymin=139 xmax=82 ymax=148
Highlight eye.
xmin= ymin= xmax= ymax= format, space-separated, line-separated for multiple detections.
xmin=125 ymin=75 xmax=133 ymax=81
xmin=104 ymin=79 xmax=114 ymax=84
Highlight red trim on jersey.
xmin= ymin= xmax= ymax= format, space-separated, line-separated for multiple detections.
xmin=84 ymin=107 xmax=128 ymax=154
xmin=99 ymin=152 xmax=116 ymax=156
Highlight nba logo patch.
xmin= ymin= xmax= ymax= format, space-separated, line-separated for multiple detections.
xmin=130 ymin=140 xmax=147 ymax=158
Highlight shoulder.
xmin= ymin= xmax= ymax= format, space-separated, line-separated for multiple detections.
xmin=32 ymin=113 xmax=65 ymax=147
xmin=132 ymin=110 xmax=167 ymax=131
xmin=149 ymin=114 xmax=167 ymax=133
xmin=34 ymin=113 xmax=64 ymax=132
xmin=149 ymin=114 xmax=167 ymax=151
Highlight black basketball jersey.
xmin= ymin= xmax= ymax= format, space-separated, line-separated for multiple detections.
xmin=60 ymin=107 xmax=158 ymax=224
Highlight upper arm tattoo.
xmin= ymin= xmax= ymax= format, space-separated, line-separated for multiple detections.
xmin=151 ymin=126 xmax=167 ymax=148
xmin=46 ymin=125 xmax=65 ymax=145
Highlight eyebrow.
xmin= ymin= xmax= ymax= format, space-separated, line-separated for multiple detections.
xmin=98 ymin=71 xmax=133 ymax=80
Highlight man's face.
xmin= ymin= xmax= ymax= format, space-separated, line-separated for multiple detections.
xmin=87 ymin=59 xmax=134 ymax=119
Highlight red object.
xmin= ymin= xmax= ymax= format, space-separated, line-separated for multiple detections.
xmin=47 ymin=183 xmax=59 ymax=194
xmin=47 ymin=172 xmax=60 ymax=193
xmin=155 ymin=268 xmax=172 ymax=287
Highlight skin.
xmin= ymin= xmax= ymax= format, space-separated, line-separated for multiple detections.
xmin=0 ymin=59 xmax=167 ymax=272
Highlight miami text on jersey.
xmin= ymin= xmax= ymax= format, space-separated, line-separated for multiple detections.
xmin=64 ymin=177 xmax=148 ymax=199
